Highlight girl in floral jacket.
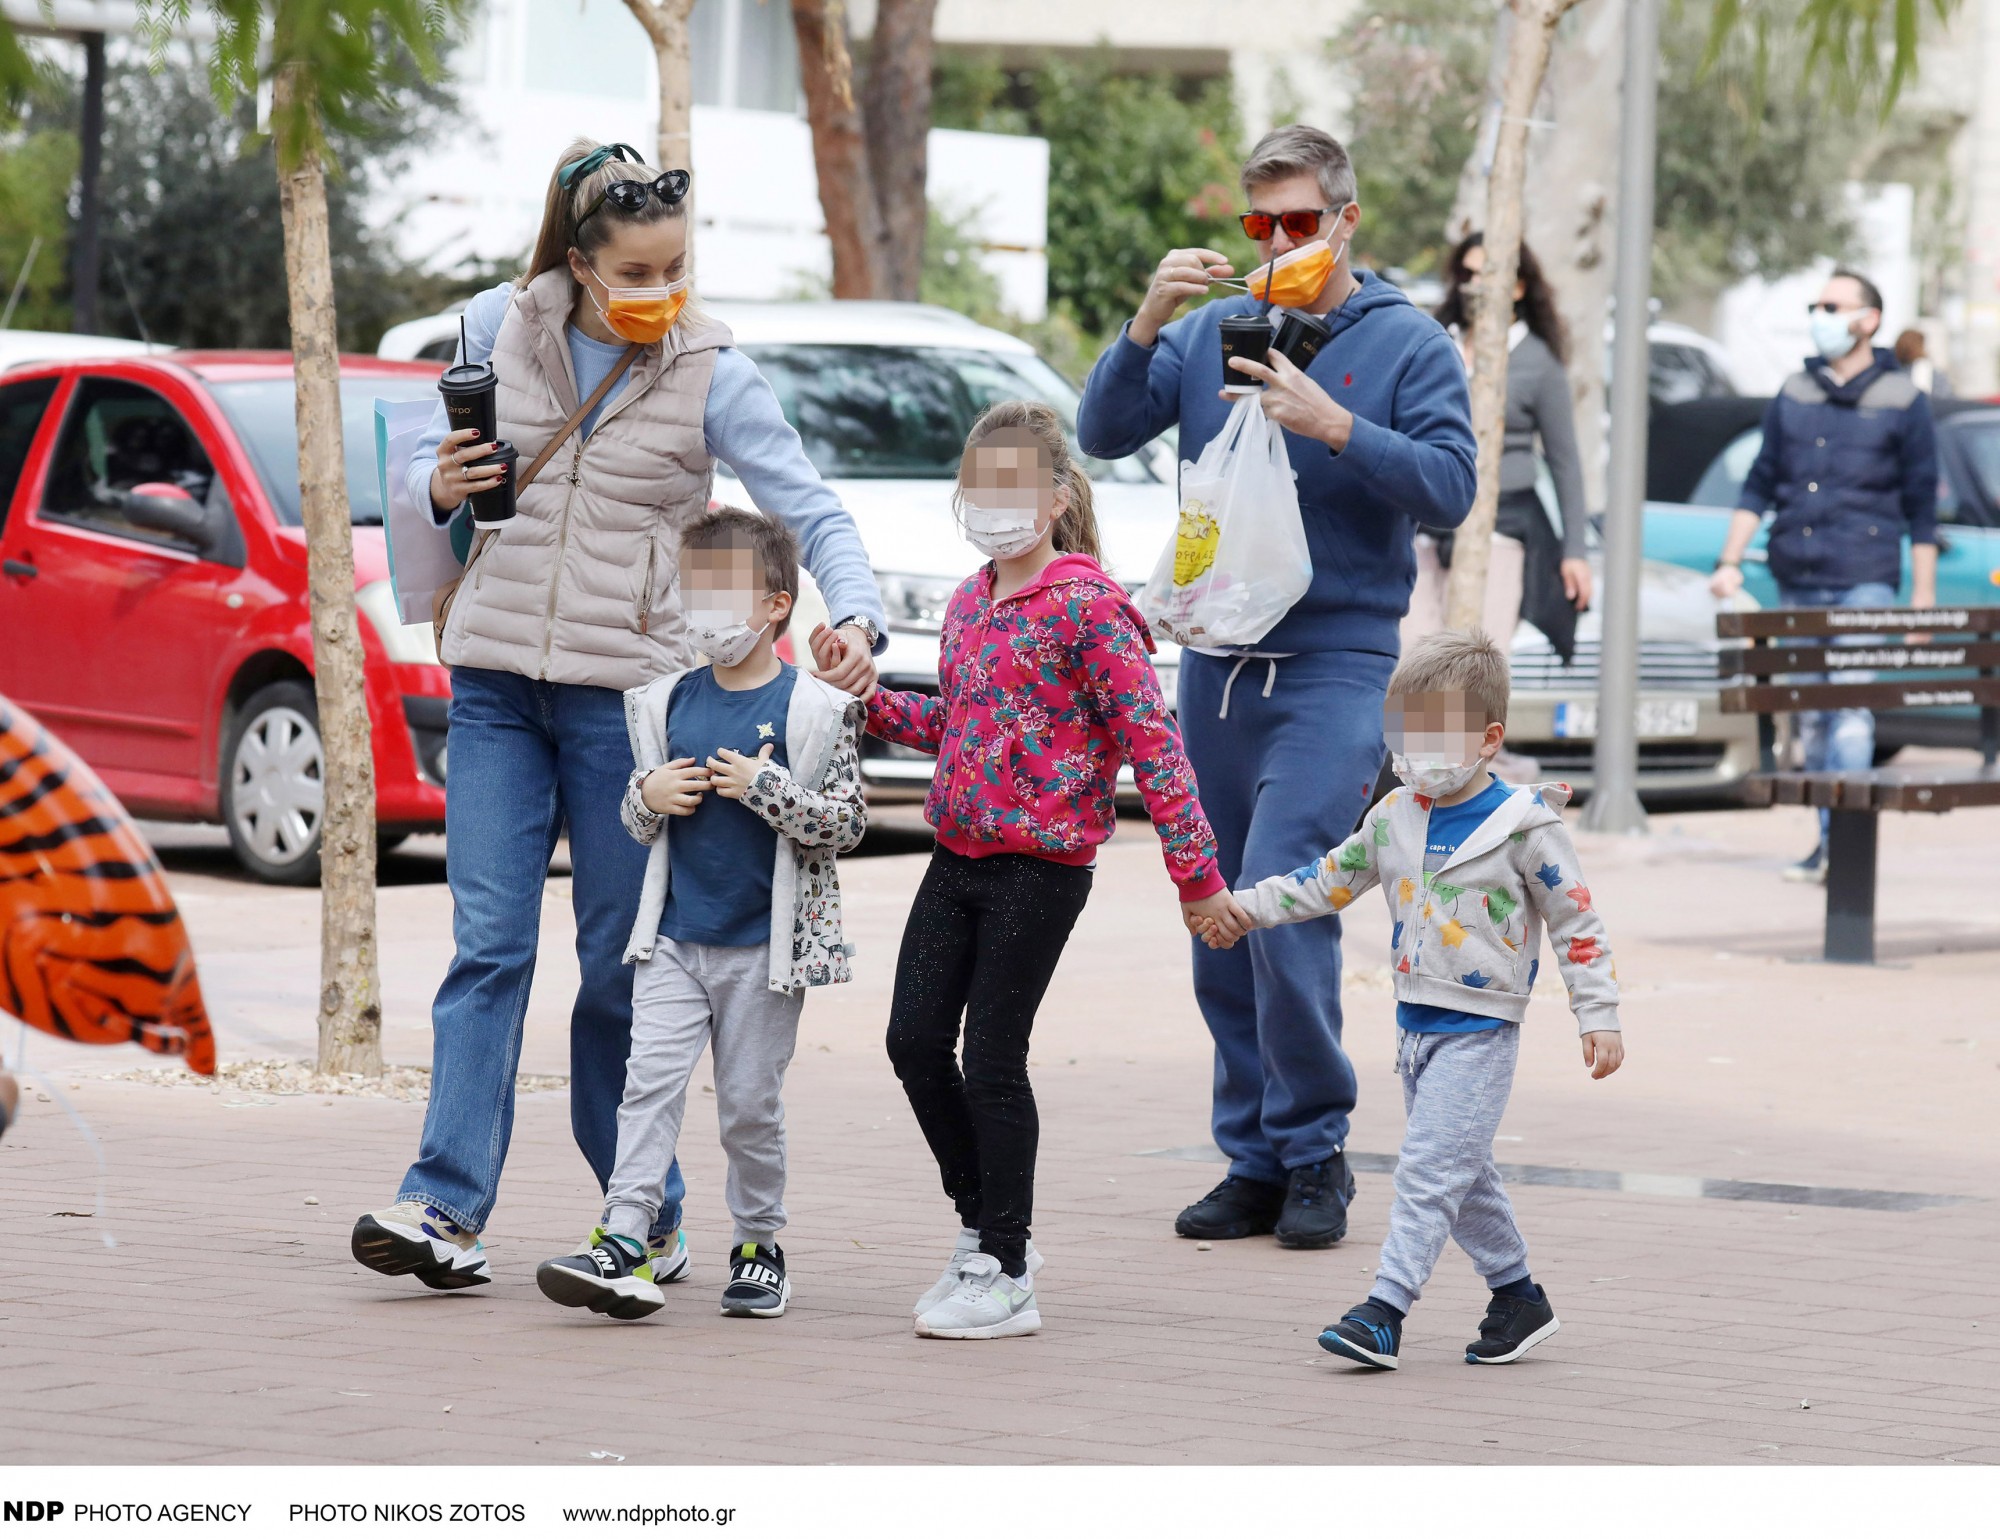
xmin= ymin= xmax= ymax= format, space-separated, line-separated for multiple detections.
xmin=813 ymin=400 xmax=1249 ymax=1340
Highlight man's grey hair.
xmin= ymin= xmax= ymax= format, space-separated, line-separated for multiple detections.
xmin=1240 ymin=124 xmax=1358 ymax=208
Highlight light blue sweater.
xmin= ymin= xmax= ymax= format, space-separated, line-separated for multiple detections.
xmin=407 ymin=283 xmax=887 ymax=646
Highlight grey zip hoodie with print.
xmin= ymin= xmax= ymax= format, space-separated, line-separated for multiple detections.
xmin=1235 ymin=780 xmax=1621 ymax=1035
xmin=621 ymin=667 xmax=867 ymax=993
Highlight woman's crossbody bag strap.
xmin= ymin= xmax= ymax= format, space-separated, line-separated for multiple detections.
xmin=431 ymin=341 xmax=646 ymax=650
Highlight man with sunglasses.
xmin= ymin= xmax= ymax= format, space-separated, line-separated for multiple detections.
xmin=1077 ymin=124 xmax=1476 ymax=1253
xmin=1710 ymin=267 xmax=1939 ymax=883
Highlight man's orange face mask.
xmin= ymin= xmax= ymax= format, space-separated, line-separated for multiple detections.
xmin=1242 ymin=241 xmax=1336 ymax=309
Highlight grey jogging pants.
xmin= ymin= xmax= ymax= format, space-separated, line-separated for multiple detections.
xmin=603 ymin=938 xmax=804 ymax=1247
xmin=1372 ymin=1024 xmax=1532 ymax=1313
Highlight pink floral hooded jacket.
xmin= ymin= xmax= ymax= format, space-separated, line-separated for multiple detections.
xmin=868 ymin=552 xmax=1223 ymax=900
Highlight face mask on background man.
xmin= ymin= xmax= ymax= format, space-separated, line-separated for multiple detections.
xmin=1809 ymin=308 xmax=1861 ymax=362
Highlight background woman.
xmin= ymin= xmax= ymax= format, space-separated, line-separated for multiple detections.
xmin=1408 ymin=233 xmax=1591 ymax=664
xmin=351 ymin=139 xmax=886 ymax=1291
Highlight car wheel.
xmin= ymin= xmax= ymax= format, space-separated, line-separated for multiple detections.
xmin=221 ymin=681 xmax=325 ymax=885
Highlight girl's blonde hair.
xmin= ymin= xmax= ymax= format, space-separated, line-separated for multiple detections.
xmin=523 ymin=137 xmax=689 ymax=285
xmin=956 ymin=400 xmax=1102 ymax=563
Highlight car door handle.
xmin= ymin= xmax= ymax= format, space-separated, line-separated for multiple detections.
xmin=2 ymin=557 xmax=37 ymax=580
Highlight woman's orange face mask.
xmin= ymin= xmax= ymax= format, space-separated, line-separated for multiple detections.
xmin=586 ymin=268 xmax=689 ymax=344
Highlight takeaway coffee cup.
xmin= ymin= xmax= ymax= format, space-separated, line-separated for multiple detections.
xmin=466 ymin=440 xmax=519 ymax=529
xmin=1218 ymin=313 xmax=1271 ymax=393
xmin=1272 ymin=307 xmax=1333 ymax=371
xmin=437 ymin=316 xmax=498 ymax=446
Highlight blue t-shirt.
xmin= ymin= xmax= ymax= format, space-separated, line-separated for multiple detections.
xmin=659 ymin=665 xmax=797 ymax=949
xmin=1398 ymin=773 xmax=1512 ymax=1035
xmin=566 ymin=324 xmax=636 ymax=440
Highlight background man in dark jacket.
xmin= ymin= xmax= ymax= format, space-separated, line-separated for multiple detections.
xmin=1077 ymin=125 xmax=1476 ymax=1249
xmin=1710 ymin=268 xmax=1939 ymax=881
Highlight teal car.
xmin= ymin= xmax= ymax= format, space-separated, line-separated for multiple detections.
xmin=1642 ymin=394 xmax=2000 ymax=755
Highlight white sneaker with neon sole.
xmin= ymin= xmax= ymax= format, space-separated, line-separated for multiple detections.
xmin=914 ymin=1253 xmax=1041 ymax=1340
xmin=914 ymin=1229 xmax=1043 ymax=1315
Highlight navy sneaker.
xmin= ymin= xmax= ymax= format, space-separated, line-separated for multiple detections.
xmin=1318 ymin=1300 xmax=1402 ymax=1369
xmin=1465 ymin=1286 xmax=1559 ymax=1364
xmin=719 ymin=1241 xmax=789 ymax=1318
xmin=1275 ymin=1155 xmax=1355 ymax=1249
xmin=536 ymin=1232 xmax=665 ymax=1320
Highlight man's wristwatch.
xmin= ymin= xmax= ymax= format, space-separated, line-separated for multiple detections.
xmin=1712 ymin=557 xmax=1741 ymax=572
xmin=832 ymin=614 xmax=881 ymax=649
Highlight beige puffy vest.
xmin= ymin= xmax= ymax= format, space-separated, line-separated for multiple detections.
xmin=439 ymin=268 xmax=731 ymax=690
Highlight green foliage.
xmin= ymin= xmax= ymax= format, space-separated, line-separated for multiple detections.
xmin=1655 ymin=1 xmax=1869 ymax=302
xmin=138 ymin=0 xmax=465 ymax=171
xmin=0 ymin=94 xmax=78 ymax=330
xmin=7 ymin=50 xmax=481 ymax=349
xmin=1327 ymin=0 xmax=1492 ymax=278
xmin=920 ymin=201 xmax=1006 ymax=324
xmin=933 ymin=48 xmax=1253 ymax=348
xmin=1701 ymin=0 xmax=1961 ymax=118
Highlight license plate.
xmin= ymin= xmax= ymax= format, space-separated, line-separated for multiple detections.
xmin=1552 ymin=698 xmax=1700 ymax=739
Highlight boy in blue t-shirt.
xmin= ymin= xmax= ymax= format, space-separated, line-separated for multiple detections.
xmin=1218 ymin=630 xmax=1624 ymax=1370
xmin=536 ymin=509 xmax=867 ymax=1323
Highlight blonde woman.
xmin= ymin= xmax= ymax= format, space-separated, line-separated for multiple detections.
xmin=352 ymin=141 xmax=885 ymax=1293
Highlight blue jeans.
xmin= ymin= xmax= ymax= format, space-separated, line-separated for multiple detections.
xmin=398 ymin=666 xmax=685 ymax=1236
xmin=1178 ymin=648 xmax=1396 ymax=1185
xmin=1776 ymin=581 xmax=1899 ymax=844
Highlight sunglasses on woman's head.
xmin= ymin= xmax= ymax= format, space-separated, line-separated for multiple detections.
xmin=578 ymin=169 xmax=693 ymax=229
xmin=1239 ymin=207 xmax=1334 ymax=241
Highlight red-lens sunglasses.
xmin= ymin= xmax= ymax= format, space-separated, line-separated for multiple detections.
xmin=1239 ymin=207 xmax=1334 ymax=241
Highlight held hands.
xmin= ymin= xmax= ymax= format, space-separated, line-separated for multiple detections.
xmin=809 ymin=622 xmax=879 ymax=700
xmin=708 ymin=743 xmax=775 ymax=801
xmin=428 ymin=426 xmax=507 ymax=512
xmin=1581 ymin=1031 xmax=1624 ymax=1080
xmin=641 ymin=757 xmax=710 ymax=817
xmin=1183 ymin=891 xmax=1254 ymax=949
xmin=1222 ymin=350 xmax=1353 ymax=452
xmin=1133 ymin=247 xmax=1234 ymax=346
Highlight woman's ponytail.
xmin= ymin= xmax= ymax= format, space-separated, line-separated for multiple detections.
xmin=959 ymin=399 xmax=1102 ymax=564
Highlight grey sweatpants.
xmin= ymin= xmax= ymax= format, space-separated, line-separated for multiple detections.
xmin=603 ymin=938 xmax=804 ymax=1247
xmin=1372 ymin=1025 xmax=1532 ymax=1313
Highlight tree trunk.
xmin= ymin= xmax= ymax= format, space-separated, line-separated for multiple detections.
xmin=624 ymin=0 xmax=698 ymax=177
xmin=272 ymin=66 xmax=382 ymax=1077
xmin=1444 ymin=0 xmax=1585 ymax=633
xmin=792 ymin=0 xmax=885 ymax=298
xmin=863 ymin=0 xmax=938 ymax=300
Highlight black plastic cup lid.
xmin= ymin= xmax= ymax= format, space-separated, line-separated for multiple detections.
xmin=440 ymin=359 xmax=497 ymax=391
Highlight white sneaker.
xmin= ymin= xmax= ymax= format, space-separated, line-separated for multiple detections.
xmin=914 ymin=1253 xmax=1040 ymax=1340
xmin=914 ymin=1228 xmax=1045 ymax=1316
xmin=351 ymin=1200 xmax=491 ymax=1290
xmin=648 ymin=1228 xmax=692 ymax=1284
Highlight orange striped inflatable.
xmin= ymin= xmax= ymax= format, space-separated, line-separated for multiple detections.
xmin=0 ymin=694 xmax=216 ymax=1075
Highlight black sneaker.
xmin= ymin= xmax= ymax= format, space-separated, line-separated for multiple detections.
xmin=1275 ymin=1154 xmax=1354 ymax=1249
xmin=1318 ymin=1300 xmax=1401 ymax=1369
xmin=1465 ymin=1286 xmax=1560 ymax=1364
xmin=535 ymin=1231 xmax=665 ymax=1321
xmin=1783 ymin=844 xmax=1826 ymax=885
xmin=1174 ymin=1175 xmax=1286 ymax=1240
xmin=720 ymin=1241 xmax=790 ymax=1318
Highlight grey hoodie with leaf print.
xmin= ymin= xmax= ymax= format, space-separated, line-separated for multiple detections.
xmin=1234 ymin=780 xmax=1621 ymax=1036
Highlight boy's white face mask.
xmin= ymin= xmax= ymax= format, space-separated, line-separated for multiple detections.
xmin=1385 ymin=689 xmax=1493 ymax=797
xmin=686 ymin=608 xmax=769 ymax=667
xmin=1390 ymin=754 xmax=1487 ymax=798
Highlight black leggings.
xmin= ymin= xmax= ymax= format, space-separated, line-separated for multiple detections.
xmin=885 ymin=848 xmax=1093 ymax=1277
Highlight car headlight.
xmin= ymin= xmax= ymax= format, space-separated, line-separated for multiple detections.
xmin=357 ymin=580 xmax=441 ymax=666
xmin=877 ymin=572 xmax=960 ymax=634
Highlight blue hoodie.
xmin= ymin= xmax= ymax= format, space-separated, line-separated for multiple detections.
xmin=1076 ymin=274 xmax=1476 ymax=656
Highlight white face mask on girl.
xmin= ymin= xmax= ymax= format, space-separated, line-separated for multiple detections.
xmin=959 ymin=497 xmax=1045 ymax=560
xmin=1391 ymin=753 xmax=1488 ymax=799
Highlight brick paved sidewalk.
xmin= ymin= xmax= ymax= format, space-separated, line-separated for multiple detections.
xmin=3 ymin=800 xmax=1997 ymax=1465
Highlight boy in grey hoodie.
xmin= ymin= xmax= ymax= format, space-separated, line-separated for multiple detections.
xmin=1207 ymin=630 xmax=1623 ymax=1368
xmin=535 ymin=509 xmax=867 ymax=1325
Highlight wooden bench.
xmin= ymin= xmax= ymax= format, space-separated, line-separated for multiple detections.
xmin=1716 ymin=605 xmax=2000 ymax=963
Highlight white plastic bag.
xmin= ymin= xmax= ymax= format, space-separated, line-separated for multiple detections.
xmin=1139 ymin=391 xmax=1311 ymax=649
xmin=376 ymin=398 xmax=461 ymax=624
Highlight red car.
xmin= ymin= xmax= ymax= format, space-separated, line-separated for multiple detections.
xmin=0 ymin=351 xmax=452 ymax=883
